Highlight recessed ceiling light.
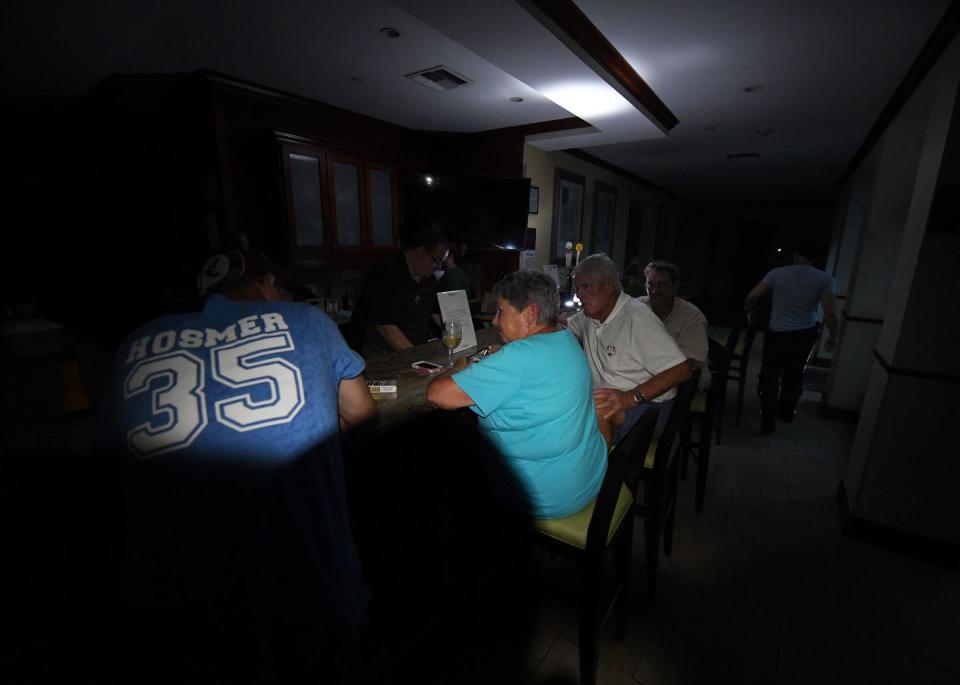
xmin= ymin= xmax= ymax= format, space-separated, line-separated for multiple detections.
xmin=743 ymin=84 xmax=763 ymax=93
xmin=509 ymin=96 xmax=524 ymax=103
xmin=379 ymin=27 xmax=400 ymax=38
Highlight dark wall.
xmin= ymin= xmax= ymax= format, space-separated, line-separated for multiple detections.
xmin=669 ymin=205 xmax=836 ymax=325
xmin=208 ymin=75 xmax=525 ymax=265
xmin=5 ymin=70 xmax=529 ymax=352
xmin=5 ymin=74 xmax=215 ymax=349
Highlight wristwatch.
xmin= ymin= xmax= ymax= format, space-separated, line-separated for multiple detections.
xmin=633 ymin=390 xmax=648 ymax=405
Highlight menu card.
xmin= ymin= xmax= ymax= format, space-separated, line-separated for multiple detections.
xmin=436 ymin=289 xmax=477 ymax=352
xmin=520 ymin=249 xmax=535 ymax=271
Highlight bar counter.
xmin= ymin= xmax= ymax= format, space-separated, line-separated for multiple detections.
xmin=361 ymin=325 xmax=502 ymax=431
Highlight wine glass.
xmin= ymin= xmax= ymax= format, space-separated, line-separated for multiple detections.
xmin=442 ymin=321 xmax=462 ymax=367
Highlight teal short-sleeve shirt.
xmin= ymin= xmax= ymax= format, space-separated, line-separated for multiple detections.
xmin=453 ymin=330 xmax=607 ymax=519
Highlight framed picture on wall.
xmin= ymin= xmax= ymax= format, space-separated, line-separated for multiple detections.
xmin=528 ymin=185 xmax=539 ymax=214
xmin=592 ymin=182 xmax=617 ymax=258
xmin=552 ymin=169 xmax=586 ymax=259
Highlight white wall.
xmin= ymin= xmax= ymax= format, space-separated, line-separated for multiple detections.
xmin=839 ymin=32 xmax=960 ymax=543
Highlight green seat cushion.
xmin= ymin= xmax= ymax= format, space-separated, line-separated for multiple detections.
xmin=534 ymin=483 xmax=633 ymax=550
xmin=690 ymin=388 xmax=707 ymax=414
xmin=643 ymin=434 xmax=680 ymax=470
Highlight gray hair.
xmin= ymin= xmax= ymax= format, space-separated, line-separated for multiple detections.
xmin=492 ymin=271 xmax=560 ymax=325
xmin=644 ymin=260 xmax=680 ymax=284
xmin=573 ymin=254 xmax=621 ymax=292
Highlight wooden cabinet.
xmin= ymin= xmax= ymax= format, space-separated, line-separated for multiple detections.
xmin=278 ymin=134 xmax=398 ymax=265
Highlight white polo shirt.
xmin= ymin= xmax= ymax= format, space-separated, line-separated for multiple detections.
xmin=567 ymin=292 xmax=687 ymax=401
xmin=638 ymin=296 xmax=710 ymax=389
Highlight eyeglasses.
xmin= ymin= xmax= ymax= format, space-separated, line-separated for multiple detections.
xmin=428 ymin=249 xmax=448 ymax=269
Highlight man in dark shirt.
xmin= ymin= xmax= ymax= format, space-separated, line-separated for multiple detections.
xmin=352 ymin=231 xmax=449 ymax=356
xmin=438 ymin=230 xmax=474 ymax=298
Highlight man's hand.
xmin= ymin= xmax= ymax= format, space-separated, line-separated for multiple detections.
xmin=338 ymin=375 xmax=378 ymax=432
xmin=744 ymin=281 xmax=771 ymax=325
xmin=593 ymin=388 xmax=634 ymax=421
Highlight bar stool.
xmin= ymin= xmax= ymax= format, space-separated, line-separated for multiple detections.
xmin=631 ymin=369 xmax=700 ymax=602
xmin=714 ymin=320 xmax=756 ymax=443
xmin=534 ymin=409 xmax=659 ymax=685
xmin=681 ymin=339 xmax=732 ymax=512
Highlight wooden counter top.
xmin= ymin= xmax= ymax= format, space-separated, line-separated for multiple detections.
xmin=362 ymin=327 xmax=502 ymax=432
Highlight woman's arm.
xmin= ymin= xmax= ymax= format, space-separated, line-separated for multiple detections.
xmin=426 ymin=358 xmax=475 ymax=409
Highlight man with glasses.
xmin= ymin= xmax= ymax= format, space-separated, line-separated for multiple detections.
xmin=350 ymin=230 xmax=450 ymax=356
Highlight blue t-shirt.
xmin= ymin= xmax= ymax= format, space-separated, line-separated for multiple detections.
xmin=452 ymin=329 xmax=607 ymax=519
xmin=95 ymin=295 xmax=368 ymax=667
xmin=763 ymin=264 xmax=836 ymax=332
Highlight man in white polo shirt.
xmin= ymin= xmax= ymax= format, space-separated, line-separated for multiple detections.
xmin=567 ymin=254 xmax=691 ymax=445
xmin=638 ymin=261 xmax=710 ymax=390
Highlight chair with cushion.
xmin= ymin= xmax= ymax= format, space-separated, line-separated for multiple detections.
xmin=631 ymin=369 xmax=701 ymax=602
xmin=534 ymin=408 xmax=659 ymax=685
xmin=731 ymin=323 xmax=758 ymax=428
xmin=714 ymin=319 xmax=756 ymax=443
xmin=680 ymin=339 xmax=733 ymax=512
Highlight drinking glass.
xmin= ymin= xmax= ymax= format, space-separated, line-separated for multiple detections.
xmin=442 ymin=321 xmax=462 ymax=367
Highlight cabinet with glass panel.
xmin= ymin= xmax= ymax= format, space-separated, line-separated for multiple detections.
xmin=279 ymin=135 xmax=398 ymax=265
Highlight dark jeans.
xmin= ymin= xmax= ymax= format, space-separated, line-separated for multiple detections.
xmin=615 ymin=397 xmax=674 ymax=444
xmin=759 ymin=326 xmax=820 ymax=427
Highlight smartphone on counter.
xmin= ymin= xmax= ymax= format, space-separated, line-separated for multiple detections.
xmin=467 ymin=348 xmax=490 ymax=363
xmin=411 ymin=360 xmax=444 ymax=375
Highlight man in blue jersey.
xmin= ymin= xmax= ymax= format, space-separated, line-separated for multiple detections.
xmin=95 ymin=250 xmax=376 ymax=682
xmin=745 ymin=241 xmax=838 ymax=433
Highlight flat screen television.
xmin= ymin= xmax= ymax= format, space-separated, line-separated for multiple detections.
xmin=401 ymin=174 xmax=531 ymax=251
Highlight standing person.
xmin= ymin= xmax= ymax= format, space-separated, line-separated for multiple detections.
xmin=744 ymin=241 xmax=838 ymax=433
xmin=350 ymin=230 xmax=449 ymax=356
xmin=566 ymin=254 xmax=691 ymax=446
xmin=438 ymin=230 xmax=474 ymax=298
xmin=638 ymin=260 xmax=710 ymax=389
xmin=95 ymin=250 xmax=377 ymax=682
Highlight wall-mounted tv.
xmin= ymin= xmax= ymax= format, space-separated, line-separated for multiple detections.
xmin=401 ymin=174 xmax=531 ymax=250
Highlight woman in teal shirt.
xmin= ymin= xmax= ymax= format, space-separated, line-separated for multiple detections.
xmin=427 ymin=271 xmax=607 ymax=519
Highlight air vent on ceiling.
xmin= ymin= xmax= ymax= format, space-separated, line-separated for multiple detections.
xmin=726 ymin=152 xmax=761 ymax=160
xmin=404 ymin=66 xmax=471 ymax=92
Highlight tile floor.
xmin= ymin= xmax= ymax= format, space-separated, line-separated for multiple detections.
xmin=515 ymin=354 xmax=960 ymax=684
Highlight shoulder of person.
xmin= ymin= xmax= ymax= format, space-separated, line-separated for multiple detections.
xmin=567 ymin=309 xmax=586 ymax=328
xmin=676 ymin=297 xmax=707 ymax=321
xmin=624 ymin=296 xmax=656 ymax=318
xmin=765 ymin=265 xmax=788 ymax=279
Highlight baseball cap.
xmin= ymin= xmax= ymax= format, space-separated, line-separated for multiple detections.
xmin=197 ymin=250 xmax=312 ymax=300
